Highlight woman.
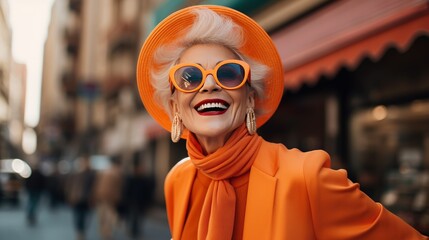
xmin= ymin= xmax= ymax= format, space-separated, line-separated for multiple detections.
xmin=136 ymin=5 xmax=427 ymax=240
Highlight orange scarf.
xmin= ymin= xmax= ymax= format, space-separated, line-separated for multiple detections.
xmin=187 ymin=124 xmax=263 ymax=240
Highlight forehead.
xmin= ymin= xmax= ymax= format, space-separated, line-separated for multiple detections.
xmin=179 ymin=44 xmax=239 ymax=64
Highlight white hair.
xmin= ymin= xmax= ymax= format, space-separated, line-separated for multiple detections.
xmin=151 ymin=7 xmax=270 ymax=118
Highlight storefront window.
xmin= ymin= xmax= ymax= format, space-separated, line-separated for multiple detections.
xmin=350 ymin=100 xmax=429 ymax=234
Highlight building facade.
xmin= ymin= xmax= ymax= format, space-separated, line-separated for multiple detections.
xmin=0 ymin=0 xmax=25 ymax=159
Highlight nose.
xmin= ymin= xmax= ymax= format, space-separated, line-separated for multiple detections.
xmin=199 ymin=74 xmax=221 ymax=93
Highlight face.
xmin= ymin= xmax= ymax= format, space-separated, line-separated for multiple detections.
xmin=170 ymin=44 xmax=254 ymax=152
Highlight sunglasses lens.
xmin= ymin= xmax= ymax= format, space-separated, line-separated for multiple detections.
xmin=217 ymin=63 xmax=246 ymax=88
xmin=174 ymin=66 xmax=203 ymax=91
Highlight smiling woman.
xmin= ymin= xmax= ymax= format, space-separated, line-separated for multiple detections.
xmin=136 ymin=5 xmax=428 ymax=240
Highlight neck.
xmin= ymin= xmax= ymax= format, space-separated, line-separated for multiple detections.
xmin=195 ymin=131 xmax=234 ymax=155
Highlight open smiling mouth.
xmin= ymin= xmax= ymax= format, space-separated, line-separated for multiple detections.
xmin=194 ymin=99 xmax=230 ymax=115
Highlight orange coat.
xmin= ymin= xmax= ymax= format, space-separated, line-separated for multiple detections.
xmin=165 ymin=140 xmax=427 ymax=239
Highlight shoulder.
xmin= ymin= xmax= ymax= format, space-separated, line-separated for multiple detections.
xmin=254 ymin=140 xmax=337 ymax=193
xmin=165 ymin=157 xmax=195 ymax=186
xmin=258 ymin=140 xmax=331 ymax=175
xmin=164 ymin=156 xmax=197 ymax=213
xmin=166 ymin=157 xmax=193 ymax=176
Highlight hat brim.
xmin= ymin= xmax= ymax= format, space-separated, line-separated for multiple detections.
xmin=136 ymin=5 xmax=284 ymax=139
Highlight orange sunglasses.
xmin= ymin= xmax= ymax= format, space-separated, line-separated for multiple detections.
xmin=169 ymin=59 xmax=250 ymax=93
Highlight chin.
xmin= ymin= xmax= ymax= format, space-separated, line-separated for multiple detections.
xmin=191 ymin=124 xmax=237 ymax=139
xmin=193 ymin=129 xmax=229 ymax=139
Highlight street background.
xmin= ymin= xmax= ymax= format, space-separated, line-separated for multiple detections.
xmin=0 ymin=193 xmax=170 ymax=240
xmin=1 ymin=0 xmax=429 ymax=238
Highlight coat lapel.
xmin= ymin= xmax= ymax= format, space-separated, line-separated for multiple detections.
xmin=243 ymin=141 xmax=279 ymax=240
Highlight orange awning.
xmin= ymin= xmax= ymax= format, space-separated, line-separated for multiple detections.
xmin=271 ymin=0 xmax=429 ymax=90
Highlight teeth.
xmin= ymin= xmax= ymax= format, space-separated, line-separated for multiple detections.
xmin=197 ymin=102 xmax=228 ymax=111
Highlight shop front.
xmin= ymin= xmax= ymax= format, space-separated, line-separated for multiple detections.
xmin=267 ymin=0 xmax=429 ymax=232
xmin=348 ymin=35 xmax=429 ymax=233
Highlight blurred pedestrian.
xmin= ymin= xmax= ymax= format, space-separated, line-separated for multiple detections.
xmin=24 ymin=159 xmax=45 ymax=226
xmin=122 ymin=158 xmax=155 ymax=239
xmin=67 ymin=154 xmax=96 ymax=240
xmin=94 ymin=156 xmax=124 ymax=240
xmin=46 ymin=162 xmax=64 ymax=210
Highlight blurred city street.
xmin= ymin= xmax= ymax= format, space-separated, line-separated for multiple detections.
xmin=0 ymin=195 xmax=170 ymax=240
xmin=1 ymin=0 xmax=429 ymax=237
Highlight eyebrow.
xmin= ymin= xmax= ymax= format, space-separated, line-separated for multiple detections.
xmin=197 ymin=61 xmax=223 ymax=69
xmin=179 ymin=60 xmax=226 ymax=69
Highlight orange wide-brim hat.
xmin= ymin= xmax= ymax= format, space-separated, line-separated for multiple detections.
xmin=136 ymin=5 xmax=284 ymax=139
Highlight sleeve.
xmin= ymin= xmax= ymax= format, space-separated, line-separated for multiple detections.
xmin=164 ymin=164 xmax=178 ymax=235
xmin=164 ymin=157 xmax=194 ymax=240
xmin=303 ymin=150 xmax=428 ymax=240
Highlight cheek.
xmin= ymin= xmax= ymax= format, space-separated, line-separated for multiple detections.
xmin=234 ymin=89 xmax=251 ymax=110
xmin=176 ymin=94 xmax=193 ymax=113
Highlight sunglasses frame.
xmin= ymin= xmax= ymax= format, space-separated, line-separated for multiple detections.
xmin=169 ymin=59 xmax=250 ymax=93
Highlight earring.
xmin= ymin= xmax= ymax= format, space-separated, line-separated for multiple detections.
xmin=246 ymin=107 xmax=256 ymax=135
xmin=171 ymin=112 xmax=183 ymax=143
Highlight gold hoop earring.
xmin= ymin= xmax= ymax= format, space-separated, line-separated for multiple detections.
xmin=171 ymin=112 xmax=183 ymax=143
xmin=246 ymin=107 xmax=256 ymax=135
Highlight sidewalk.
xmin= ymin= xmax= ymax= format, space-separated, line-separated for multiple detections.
xmin=0 ymin=199 xmax=170 ymax=240
xmin=0 ymin=202 xmax=74 ymax=240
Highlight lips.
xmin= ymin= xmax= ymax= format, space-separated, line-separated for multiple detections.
xmin=194 ymin=99 xmax=230 ymax=115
